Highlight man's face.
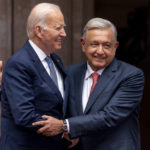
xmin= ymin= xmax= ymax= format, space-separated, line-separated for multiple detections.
xmin=81 ymin=28 xmax=119 ymax=71
xmin=39 ymin=10 xmax=66 ymax=53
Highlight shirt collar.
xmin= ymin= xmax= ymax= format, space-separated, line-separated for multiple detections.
xmin=29 ymin=40 xmax=47 ymax=61
xmin=85 ymin=62 xmax=105 ymax=80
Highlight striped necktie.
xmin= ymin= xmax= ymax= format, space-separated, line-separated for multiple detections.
xmin=45 ymin=56 xmax=58 ymax=87
xmin=90 ymin=72 xmax=99 ymax=95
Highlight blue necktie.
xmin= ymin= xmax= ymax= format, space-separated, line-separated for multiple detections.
xmin=45 ymin=56 xmax=58 ymax=87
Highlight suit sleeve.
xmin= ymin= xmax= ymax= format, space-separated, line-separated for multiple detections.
xmin=2 ymin=60 xmax=43 ymax=131
xmin=68 ymin=69 xmax=144 ymax=138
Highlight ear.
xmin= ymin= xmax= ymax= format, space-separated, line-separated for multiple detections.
xmin=34 ymin=25 xmax=44 ymax=39
xmin=80 ymin=38 xmax=86 ymax=52
xmin=114 ymin=41 xmax=119 ymax=49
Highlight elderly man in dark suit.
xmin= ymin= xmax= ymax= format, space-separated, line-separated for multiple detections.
xmin=33 ymin=18 xmax=144 ymax=150
xmin=0 ymin=3 xmax=68 ymax=150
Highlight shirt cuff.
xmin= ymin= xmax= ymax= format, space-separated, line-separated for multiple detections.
xmin=66 ymin=119 xmax=70 ymax=133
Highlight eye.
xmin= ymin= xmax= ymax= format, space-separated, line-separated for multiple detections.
xmin=90 ymin=42 xmax=99 ymax=48
xmin=102 ymin=42 xmax=112 ymax=49
xmin=55 ymin=25 xmax=62 ymax=31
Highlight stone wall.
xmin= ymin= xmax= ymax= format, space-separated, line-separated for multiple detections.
xmin=0 ymin=0 xmax=94 ymax=66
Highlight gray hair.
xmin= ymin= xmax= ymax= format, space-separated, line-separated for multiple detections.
xmin=27 ymin=3 xmax=61 ymax=38
xmin=82 ymin=18 xmax=117 ymax=42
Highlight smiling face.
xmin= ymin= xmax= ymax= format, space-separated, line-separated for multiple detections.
xmin=34 ymin=10 xmax=66 ymax=55
xmin=42 ymin=11 xmax=66 ymax=51
xmin=81 ymin=28 xmax=119 ymax=71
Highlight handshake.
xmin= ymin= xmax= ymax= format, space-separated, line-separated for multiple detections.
xmin=32 ymin=115 xmax=79 ymax=148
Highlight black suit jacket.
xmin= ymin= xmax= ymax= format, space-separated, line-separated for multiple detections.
xmin=66 ymin=58 xmax=144 ymax=150
xmin=0 ymin=41 xmax=69 ymax=150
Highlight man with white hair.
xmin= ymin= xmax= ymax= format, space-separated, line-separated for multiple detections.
xmin=33 ymin=18 xmax=144 ymax=150
xmin=0 ymin=3 xmax=68 ymax=150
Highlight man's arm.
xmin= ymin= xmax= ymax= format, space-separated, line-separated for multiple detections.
xmin=32 ymin=68 xmax=144 ymax=139
xmin=68 ymin=69 xmax=144 ymax=138
xmin=32 ymin=115 xmax=79 ymax=148
xmin=2 ymin=60 xmax=43 ymax=131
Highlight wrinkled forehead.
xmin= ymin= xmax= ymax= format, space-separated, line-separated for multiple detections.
xmin=85 ymin=28 xmax=114 ymax=41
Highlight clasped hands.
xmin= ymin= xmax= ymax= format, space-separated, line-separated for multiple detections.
xmin=32 ymin=115 xmax=79 ymax=148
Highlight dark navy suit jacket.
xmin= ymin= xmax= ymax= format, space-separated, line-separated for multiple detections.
xmin=66 ymin=59 xmax=144 ymax=150
xmin=0 ymin=41 xmax=69 ymax=150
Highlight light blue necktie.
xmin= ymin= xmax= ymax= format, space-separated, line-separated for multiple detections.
xmin=45 ymin=56 xmax=58 ymax=87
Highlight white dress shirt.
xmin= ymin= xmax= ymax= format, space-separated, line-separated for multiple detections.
xmin=29 ymin=40 xmax=64 ymax=99
xmin=82 ymin=63 xmax=104 ymax=112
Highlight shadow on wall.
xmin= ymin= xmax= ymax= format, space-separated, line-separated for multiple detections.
xmin=116 ymin=6 xmax=148 ymax=66
xmin=117 ymin=6 xmax=150 ymax=150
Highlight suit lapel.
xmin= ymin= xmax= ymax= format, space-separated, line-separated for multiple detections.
xmin=74 ymin=62 xmax=87 ymax=115
xmin=51 ymin=53 xmax=69 ymax=118
xmin=63 ymin=76 xmax=69 ymax=118
xmin=51 ymin=53 xmax=66 ymax=76
xmin=24 ymin=41 xmax=63 ymax=102
xmin=84 ymin=59 xmax=118 ymax=114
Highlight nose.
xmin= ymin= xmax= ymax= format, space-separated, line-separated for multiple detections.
xmin=60 ymin=28 xmax=66 ymax=37
xmin=96 ymin=44 xmax=104 ymax=54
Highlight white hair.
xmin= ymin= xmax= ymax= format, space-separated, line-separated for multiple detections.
xmin=26 ymin=3 xmax=61 ymax=38
xmin=82 ymin=18 xmax=117 ymax=42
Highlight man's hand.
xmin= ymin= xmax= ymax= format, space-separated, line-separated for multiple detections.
xmin=64 ymin=133 xmax=79 ymax=148
xmin=32 ymin=115 xmax=63 ymax=136
xmin=0 ymin=61 xmax=3 ymax=86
